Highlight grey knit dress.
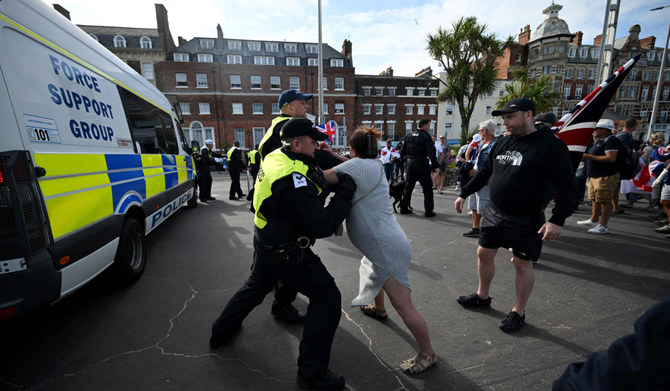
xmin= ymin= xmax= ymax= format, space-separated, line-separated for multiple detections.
xmin=333 ymin=158 xmax=412 ymax=306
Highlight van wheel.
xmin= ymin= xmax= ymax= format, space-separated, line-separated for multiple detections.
xmin=114 ymin=218 xmax=146 ymax=282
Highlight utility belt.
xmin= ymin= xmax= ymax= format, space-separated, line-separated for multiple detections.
xmin=254 ymin=236 xmax=315 ymax=266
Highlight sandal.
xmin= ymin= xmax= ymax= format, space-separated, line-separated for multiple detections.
xmin=360 ymin=304 xmax=388 ymax=320
xmin=399 ymin=352 xmax=437 ymax=375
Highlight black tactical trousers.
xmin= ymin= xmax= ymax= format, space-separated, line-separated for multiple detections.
xmin=400 ymin=158 xmax=434 ymax=213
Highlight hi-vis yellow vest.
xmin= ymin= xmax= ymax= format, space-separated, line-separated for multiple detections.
xmin=253 ymin=149 xmax=322 ymax=229
xmin=226 ymin=146 xmax=237 ymax=161
xmin=258 ymin=116 xmax=290 ymax=160
xmin=248 ymin=150 xmax=258 ymax=166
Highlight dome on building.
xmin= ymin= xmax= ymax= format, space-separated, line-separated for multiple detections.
xmin=530 ymin=2 xmax=572 ymax=42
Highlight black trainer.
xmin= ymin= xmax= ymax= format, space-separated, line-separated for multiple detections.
xmin=462 ymin=228 xmax=480 ymax=238
xmin=425 ymin=211 xmax=436 ymax=217
xmin=456 ymin=293 xmax=492 ymax=309
xmin=271 ymin=301 xmax=305 ymax=324
xmin=297 ymin=369 xmax=345 ymax=390
xmin=399 ymin=208 xmax=413 ymax=215
xmin=499 ymin=311 xmax=525 ymax=333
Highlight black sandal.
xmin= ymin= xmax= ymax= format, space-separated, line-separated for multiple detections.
xmin=360 ymin=304 xmax=388 ymax=320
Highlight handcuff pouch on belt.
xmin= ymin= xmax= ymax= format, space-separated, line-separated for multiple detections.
xmin=257 ymin=236 xmax=314 ymax=266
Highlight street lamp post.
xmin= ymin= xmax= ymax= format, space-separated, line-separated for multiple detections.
xmin=647 ymin=5 xmax=670 ymax=141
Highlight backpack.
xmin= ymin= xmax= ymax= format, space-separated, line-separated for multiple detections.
xmin=618 ymin=144 xmax=641 ymax=180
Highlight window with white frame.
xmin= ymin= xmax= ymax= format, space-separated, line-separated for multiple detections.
xmin=270 ymin=76 xmax=281 ymax=89
xmin=564 ymin=86 xmax=571 ymax=99
xmin=286 ymin=57 xmax=300 ymax=66
xmin=232 ymin=103 xmax=243 ymax=114
xmin=445 ymin=104 xmax=453 ymax=115
xmin=579 ymin=48 xmax=589 ymax=58
xmin=306 ymin=44 xmax=318 ymax=54
xmin=515 ymin=53 xmax=521 ymax=62
xmin=199 ymin=103 xmax=210 ymax=114
xmin=387 ymin=122 xmax=395 ymax=138
xmin=289 ymin=77 xmax=300 ymax=89
xmin=227 ymin=40 xmax=241 ymax=50
xmin=199 ymin=39 xmax=214 ymax=49
xmin=406 ymin=105 xmax=413 ymax=115
xmin=642 ymin=86 xmax=650 ymax=101
xmin=189 ymin=121 xmax=203 ymax=144
xmin=330 ymin=59 xmax=344 ymax=67
xmin=374 ymin=122 xmax=383 ymax=132
xmin=234 ymin=128 xmax=245 ymax=148
xmin=173 ymin=53 xmax=189 ymax=62
xmin=430 ymin=89 xmax=438 ymax=96
xmin=251 ymin=75 xmax=261 ymax=89
xmin=322 ymin=77 xmax=328 ymax=90
xmin=417 ymin=106 xmax=425 ymax=115
xmin=363 ymin=87 xmax=371 ymax=96
xmin=375 ymin=87 xmax=384 ymax=95
xmin=284 ymin=43 xmax=297 ymax=53
xmin=363 ymin=104 xmax=371 ymax=115
xmin=418 ymin=88 xmax=426 ymax=96
xmin=429 ymin=106 xmax=436 ymax=115
xmin=544 ymin=45 xmax=554 ymax=54
xmin=388 ymin=105 xmax=396 ymax=115
xmin=227 ymin=55 xmax=242 ymax=64
xmin=388 ymin=87 xmax=396 ymax=96
xmin=588 ymin=69 xmax=595 ymax=79
xmin=591 ymin=47 xmax=600 ymax=58
xmin=566 ymin=69 xmax=573 ymax=78
xmin=142 ymin=63 xmax=154 ymax=80
xmin=254 ymin=56 xmax=274 ymax=65
xmin=575 ymin=84 xmax=583 ymax=97
xmin=334 ymin=77 xmax=344 ymax=90
xmin=308 ymin=58 xmax=318 ymax=66
xmin=568 ymin=47 xmax=576 ymax=58
xmin=252 ymin=103 xmax=263 ymax=114
xmin=576 ymin=69 xmax=584 ymax=79
xmin=406 ymin=122 xmax=413 ymax=132
xmin=543 ymin=65 xmax=552 ymax=74
xmin=175 ymin=73 xmax=187 ymax=87
xmin=247 ymin=41 xmax=261 ymax=51
xmin=113 ymin=35 xmax=126 ymax=48
xmin=265 ymin=42 xmax=278 ymax=52
xmin=140 ymin=36 xmax=152 ymax=49
xmin=196 ymin=73 xmax=208 ymax=88
xmin=230 ymin=75 xmax=241 ymax=88
xmin=198 ymin=54 xmax=213 ymax=63
xmin=556 ymin=65 xmax=563 ymax=75
xmin=179 ymin=103 xmax=190 ymax=115
xmin=375 ymin=104 xmax=383 ymax=115
xmin=406 ymin=88 xmax=414 ymax=96
xmin=272 ymin=103 xmax=280 ymax=114
xmin=322 ymin=103 xmax=328 ymax=114
xmin=663 ymin=87 xmax=669 ymax=101
xmin=253 ymin=128 xmax=265 ymax=146
xmin=335 ymin=103 xmax=344 ymax=114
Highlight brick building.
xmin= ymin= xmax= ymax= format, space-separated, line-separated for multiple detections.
xmin=354 ymin=67 xmax=439 ymax=141
xmin=154 ymin=24 xmax=355 ymax=151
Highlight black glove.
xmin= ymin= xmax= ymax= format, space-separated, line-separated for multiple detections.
xmin=335 ymin=173 xmax=356 ymax=199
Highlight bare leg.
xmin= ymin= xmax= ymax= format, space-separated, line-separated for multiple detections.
xmin=373 ymin=290 xmax=386 ymax=313
xmin=511 ymin=256 xmax=534 ymax=315
xmin=471 ymin=211 xmax=482 ymax=229
xmin=476 ymin=246 xmax=497 ymax=299
xmin=599 ymin=201 xmax=613 ymax=227
xmin=384 ymin=278 xmax=434 ymax=357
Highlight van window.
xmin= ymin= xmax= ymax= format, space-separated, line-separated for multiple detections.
xmin=118 ymin=87 xmax=178 ymax=155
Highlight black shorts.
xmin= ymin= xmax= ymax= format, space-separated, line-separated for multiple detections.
xmin=478 ymin=206 xmax=544 ymax=261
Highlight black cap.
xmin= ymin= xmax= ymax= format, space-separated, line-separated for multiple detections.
xmin=280 ymin=118 xmax=328 ymax=141
xmin=491 ymin=97 xmax=536 ymax=116
xmin=233 ymin=141 xmax=239 ymax=147
xmin=534 ymin=112 xmax=556 ymax=125
xmin=278 ymin=89 xmax=313 ymax=108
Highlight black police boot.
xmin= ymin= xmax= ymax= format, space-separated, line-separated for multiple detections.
xmin=271 ymin=300 xmax=305 ymax=324
xmin=297 ymin=369 xmax=345 ymax=390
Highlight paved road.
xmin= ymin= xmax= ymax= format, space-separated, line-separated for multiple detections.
xmin=2 ymin=172 xmax=669 ymax=391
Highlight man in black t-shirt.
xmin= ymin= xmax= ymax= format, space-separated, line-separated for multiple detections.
xmin=577 ymin=119 xmax=622 ymax=234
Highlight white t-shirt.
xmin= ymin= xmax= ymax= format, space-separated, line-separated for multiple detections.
xmin=380 ymin=146 xmax=396 ymax=164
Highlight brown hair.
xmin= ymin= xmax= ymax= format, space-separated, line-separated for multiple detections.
xmin=349 ymin=125 xmax=381 ymax=158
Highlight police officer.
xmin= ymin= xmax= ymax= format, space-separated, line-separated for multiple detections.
xmin=197 ymin=139 xmax=222 ymax=202
xmin=248 ymin=144 xmax=260 ymax=182
xmin=209 ymin=117 xmax=356 ymax=390
xmin=399 ymin=119 xmax=438 ymax=217
xmin=227 ymin=141 xmax=246 ymax=200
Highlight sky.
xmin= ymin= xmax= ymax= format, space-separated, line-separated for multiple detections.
xmin=59 ymin=0 xmax=670 ymax=77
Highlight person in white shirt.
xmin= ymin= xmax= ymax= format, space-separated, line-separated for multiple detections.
xmin=432 ymin=136 xmax=444 ymax=191
xmin=380 ymin=139 xmax=397 ymax=182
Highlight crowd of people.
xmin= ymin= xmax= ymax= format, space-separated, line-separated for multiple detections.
xmin=202 ymin=89 xmax=669 ymax=390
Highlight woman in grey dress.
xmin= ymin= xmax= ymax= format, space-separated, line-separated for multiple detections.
xmin=325 ymin=126 xmax=436 ymax=374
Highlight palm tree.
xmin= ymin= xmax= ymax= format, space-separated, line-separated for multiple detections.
xmin=427 ymin=17 xmax=513 ymax=144
xmin=496 ymin=68 xmax=560 ymax=114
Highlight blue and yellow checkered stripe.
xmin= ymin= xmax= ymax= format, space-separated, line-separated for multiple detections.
xmin=34 ymin=153 xmax=195 ymax=239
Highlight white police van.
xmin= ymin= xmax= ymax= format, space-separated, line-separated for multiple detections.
xmin=0 ymin=0 xmax=198 ymax=319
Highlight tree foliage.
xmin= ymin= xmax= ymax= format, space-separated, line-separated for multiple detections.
xmin=496 ymin=68 xmax=560 ymax=115
xmin=427 ymin=17 xmax=512 ymax=143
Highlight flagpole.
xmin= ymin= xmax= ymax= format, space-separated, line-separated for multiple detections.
xmin=317 ymin=0 xmax=324 ymax=125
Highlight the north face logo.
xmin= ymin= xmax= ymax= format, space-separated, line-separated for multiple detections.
xmin=496 ymin=151 xmax=523 ymax=166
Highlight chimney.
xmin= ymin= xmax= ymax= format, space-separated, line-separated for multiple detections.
xmin=640 ymin=36 xmax=656 ymax=50
xmin=518 ymin=25 xmax=531 ymax=45
xmin=415 ymin=66 xmax=432 ymax=78
xmin=155 ymin=4 xmax=176 ymax=53
xmin=216 ymin=24 xmax=224 ymax=39
xmin=342 ymin=39 xmax=352 ymax=65
xmin=52 ymin=4 xmax=71 ymax=20
xmin=178 ymin=36 xmax=187 ymax=46
xmin=379 ymin=67 xmax=393 ymax=76
xmin=594 ymin=34 xmax=602 ymax=46
xmin=571 ymin=31 xmax=583 ymax=46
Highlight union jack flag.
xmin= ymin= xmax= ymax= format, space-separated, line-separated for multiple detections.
xmin=316 ymin=120 xmax=337 ymax=143
xmin=554 ymin=54 xmax=641 ymax=170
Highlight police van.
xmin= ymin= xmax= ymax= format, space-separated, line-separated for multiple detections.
xmin=0 ymin=0 xmax=198 ymax=319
